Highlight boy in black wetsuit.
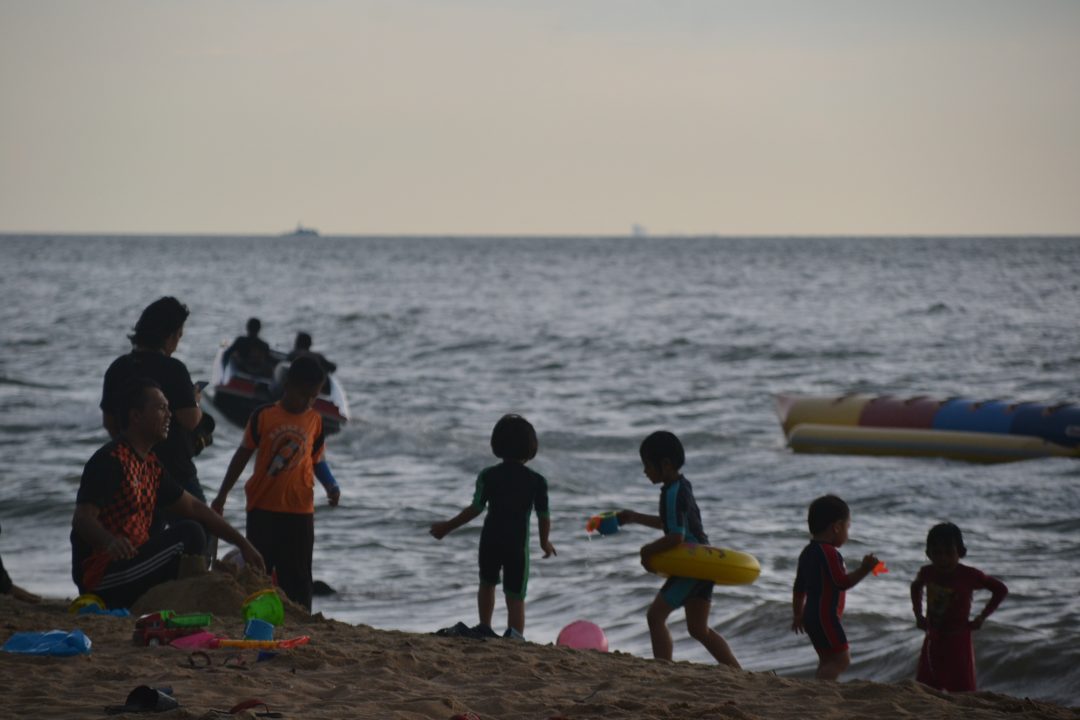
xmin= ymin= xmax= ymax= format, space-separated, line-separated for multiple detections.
xmin=430 ymin=414 xmax=556 ymax=637
xmin=617 ymin=431 xmax=741 ymax=668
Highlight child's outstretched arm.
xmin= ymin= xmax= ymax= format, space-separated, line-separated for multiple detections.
xmin=314 ymin=461 xmax=340 ymax=507
xmin=970 ymin=575 xmax=1008 ymax=630
xmin=430 ymin=505 xmax=481 ymax=540
xmin=615 ymin=509 xmax=662 ymax=530
xmin=212 ymin=446 xmax=255 ymax=515
xmin=538 ymin=516 xmax=556 ymax=558
xmin=840 ymin=553 xmax=881 ymax=590
xmin=911 ymin=574 xmax=928 ymax=630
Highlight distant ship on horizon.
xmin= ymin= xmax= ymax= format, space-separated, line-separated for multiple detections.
xmin=284 ymin=222 xmax=319 ymax=238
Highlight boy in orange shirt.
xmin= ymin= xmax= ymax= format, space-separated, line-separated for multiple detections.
xmin=212 ymin=356 xmax=341 ymax=610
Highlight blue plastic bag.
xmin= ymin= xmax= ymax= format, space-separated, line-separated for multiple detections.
xmin=1 ymin=629 xmax=92 ymax=656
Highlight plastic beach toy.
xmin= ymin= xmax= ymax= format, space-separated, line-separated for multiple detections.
xmin=212 ymin=635 xmax=310 ymax=650
xmin=649 ymin=543 xmax=761 ymax=585
xmin=68 ymin=593 xmax=107 ymax=614
xmin=556 ymin=620 xmax=608 ymax=652
xmin=133 ymin=611 xmax=213 ymax=646
xmin=1 ymin=629 xmax=92 ymax=656
xmin=244 ymin=619 xmax=274 ymax=641
xmin=168 ymin=631 xmax=217 ymax=650
xmin=242 ymin=589 xmax=284 ymax=627
xmin=585 ymin=512 xmax=620 ymax=536
xmin=77 ymin=605 xmax=130 ymax=617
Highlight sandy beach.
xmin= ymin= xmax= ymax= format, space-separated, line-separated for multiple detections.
xmin=0 ymin=571 xmax=1076 ymax=720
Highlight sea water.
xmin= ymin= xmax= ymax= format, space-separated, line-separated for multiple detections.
xmin=1 ymin=235 xmax=1078 ymax=705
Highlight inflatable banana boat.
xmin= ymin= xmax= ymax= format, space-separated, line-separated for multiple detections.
xmin=775 ymin=394 xmax=1080 ymax=463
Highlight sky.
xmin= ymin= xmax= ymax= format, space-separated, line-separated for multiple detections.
xmin=2 ymin=0 xmax=1079 ymax=236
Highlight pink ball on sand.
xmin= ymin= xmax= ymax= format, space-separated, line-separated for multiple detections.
xmin=556 ymin=620 xmax=609 ymax=652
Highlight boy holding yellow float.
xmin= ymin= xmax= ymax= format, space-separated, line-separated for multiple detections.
xmin=616 ymin=430 xmax=741 ymax=668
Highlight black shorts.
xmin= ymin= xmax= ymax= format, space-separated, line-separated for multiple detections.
xmin=246 ymin=509 xmax=314 ymax=611
xmin=478 ymin=536 xmax=530 ymax=600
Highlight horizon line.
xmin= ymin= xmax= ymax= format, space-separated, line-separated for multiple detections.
xmin=2 ymin=231 xmax=1078 ymax=240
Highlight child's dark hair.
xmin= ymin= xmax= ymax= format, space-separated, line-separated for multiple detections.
xmin=129 ymin=297 xmax=189 ymax=349
xmin=118 ymin=377 xmax=163 ymax=430
xmin=807 ymin=494 xmax=850 ymax=535
xmin=639 ymin=430 xmax=685 ymax=470
xmin=491 ymin=414 xmax=538 ymax=461
xmin=286 ymin=355 xmax=326 ymax=389
xmin=926 ymin=522 xmax=967 ymax=558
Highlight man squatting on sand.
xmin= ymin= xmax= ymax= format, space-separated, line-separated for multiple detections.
xmin=71 ymin=377 xmax=264 ymax=609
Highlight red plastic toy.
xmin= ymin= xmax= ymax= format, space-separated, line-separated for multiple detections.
xmin=133 ymin=611 xmax=213 ymax=647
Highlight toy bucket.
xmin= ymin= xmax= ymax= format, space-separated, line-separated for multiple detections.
xmin=586 ymin=512 xmax=620 ymax=536
xmin=242 ymin=589 xmax=284 ymax=627
xmin=244 ymin=619 xmax=274 ymax=641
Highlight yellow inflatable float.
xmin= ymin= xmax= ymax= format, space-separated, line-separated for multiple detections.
xmin=649 ymin=543 xmax=761 ymax=585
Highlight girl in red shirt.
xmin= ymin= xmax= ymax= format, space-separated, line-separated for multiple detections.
xmin=911 ymin=522 xmax=1008 ymax=692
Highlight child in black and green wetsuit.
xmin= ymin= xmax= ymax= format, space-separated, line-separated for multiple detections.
xmin=430 ymin=414 xmax=556 ymax=637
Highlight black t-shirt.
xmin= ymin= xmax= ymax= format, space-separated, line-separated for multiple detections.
xmin=471 ymin=462 xmax=551 ymax=548
xmin=226 ymin=336 xmax=272 ymax=374
xmin=70 ymin=439 xmax=184 ymax=583
xmin=100 ymin=350 xmax=198 ymax=482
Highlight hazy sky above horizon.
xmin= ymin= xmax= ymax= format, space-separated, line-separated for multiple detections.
xmin=2 ymin=1 xmax=1079 ymax=236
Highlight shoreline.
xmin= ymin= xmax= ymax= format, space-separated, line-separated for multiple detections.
xmin=2 ymin=574 xmax=1077 ymax=720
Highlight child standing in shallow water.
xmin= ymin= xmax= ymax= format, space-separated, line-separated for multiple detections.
xmin=212 ymin=357 xmax=342 ymax=611
xmin=792 ymin=494 xmax=880 ymax=680
xmin=911 ymin=522 xmax=1008 ymax=692
xmin=430 ymin=414 xmax=555 ymax=637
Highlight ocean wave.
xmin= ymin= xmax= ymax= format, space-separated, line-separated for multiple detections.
xmin=0 ymin=375 xmax=53 ymax=389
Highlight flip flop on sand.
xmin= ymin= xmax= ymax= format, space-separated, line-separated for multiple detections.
xmin=222 ymin=653 xmax=250 ymax=670
xmin=104 ymin=686 xmax=179 ymax=714
xmin=434 ymin=622 xmax=500 ymax=640
xmin=209 ymin=698 xmax=283 ymax=717
xmin=180 ymin=651 xmax=212 ymax=669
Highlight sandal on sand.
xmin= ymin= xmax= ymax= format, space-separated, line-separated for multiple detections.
xmin=104 ymin=686 xmax=179 ymax=714
xmin=222 ymin=653 xmax=250 ymax=670
xmin=210 ymin=698 xmax=283 ymax=717
xmin=180 ymin=651 xmax=212 ymax=669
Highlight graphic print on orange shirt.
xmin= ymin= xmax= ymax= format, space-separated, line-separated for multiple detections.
xmin=242 ymin=404 xmax=325 ymax=514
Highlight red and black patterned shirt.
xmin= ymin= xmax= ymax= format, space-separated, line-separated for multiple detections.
xmin=70 ymin=438 xmax=184 ymax=589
